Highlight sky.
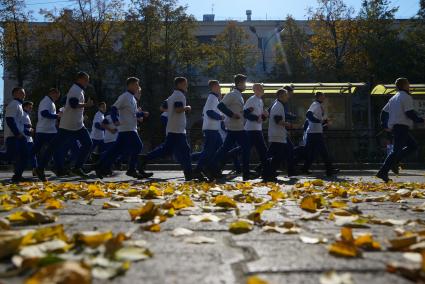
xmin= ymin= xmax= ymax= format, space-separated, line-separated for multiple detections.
xmin=0 ymin=0 xmax=421 ymax=103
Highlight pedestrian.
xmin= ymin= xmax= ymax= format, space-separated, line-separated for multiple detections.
xmin=32 ymin=88 xmax=63 ymax=175
xmin=95 ymin=77 xmax=152 ymax=179
xmin=376 ymin=78 xmax=424 ymax=182
xmin=193 ymin=80 xmax=224 ymax=176
xmin=301 ymin=92 xmax=339 ymax=176
xmin=1 ymin=87 xmax=29 ymax=183
xmin=22 ymin=101 xmax=37 ymax=175
xmin=244 ymin=83 xmax=268 ymax=174
xmin=35 ymin=71 xmax=94 ymax=181
xmin=262 ymin=88 xmax=292 ymax=181
xmin=207 ymin=74 xmax=256 ymax=181
xmin=90 ymin=102 xmax=107 ymax=154
xmin=139 ymin=77 xmax=203 ymax=181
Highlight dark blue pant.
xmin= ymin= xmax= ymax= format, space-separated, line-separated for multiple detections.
xmin=303 ymin=133 xmax=332 ymax=171
xmin=0 ymin=137 xmax=29 ymax=177
xmin=196 ymin=130 xmax=223 ymax=170
xmin=247 ymin=131 xmax=267 ymax=167
xmin=27 ymin=142 xmax=37 ymax=168
xmin=92 ymin=139 xmax=104 ymax=154
xmin=99 ymin=131 xmax=143 ymax=172
xmin=146 ymin=132 xmax=192 ymax=174
xmin=39 ymin=127 xmax=92 ymax=169
xmin=264 ymin=142 xmax=294 ymax=176
xmin=211 ymin=130 xmax=250 ymax=175
xmin=33 ymin=133 xmax=62 ymax=169
xmin=379 ymin=125 xmax=418 ymax=175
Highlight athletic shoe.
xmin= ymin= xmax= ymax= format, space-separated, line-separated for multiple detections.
xmin=376 ymin=171 xmax=391 ymax=183
xmin=126 ymin=170 xmax=145 ymax=179
xmin=138 ymin=169 xmax=154 ymax=179
xmin=391 ymin=164 xmax=400 ymax=175
xmin=71 ymin=167 xmax=90 ymax=178
xmin=35 ymin=167 xmax=47 ymax=182
xmin=11 ymin=175 xmax=30 ymax=183
xmin=326 ymin=168 xmax=340 ymax=177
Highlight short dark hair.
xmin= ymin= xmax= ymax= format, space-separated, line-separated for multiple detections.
xmin=395 ymin=77 xmax=409 ymax=90
xmin=48 ymin=88 xmax=60 ymax=95
xmin=208 ymin=80 xmax=219 ymax=88
xmin=12 ymin=87 xmax=24 ymax=96
xmin=283 ymin=86 xmax=294 ymax=92
xmin=23 ymin=101 xmax=33 ymax=108
xmin=174 ymin=77 xmax=187 ymax=87
xmin=234 ymin=74 xmax=247 ymax=85
xmin=126 ymin=77 xmax=140 ymax=86
xmin=315 ymin=92 xmax=324 ymax=99
xmin=276 ymin=88 xmax=287 ymax=98
xmin=76 ymin=71 xmax=89 ymax=80
xmin=98 ymin=102 xmax=106 ymax=107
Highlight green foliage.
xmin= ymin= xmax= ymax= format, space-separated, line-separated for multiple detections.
xmin=201 ymin=21 xmax=257 ymax=82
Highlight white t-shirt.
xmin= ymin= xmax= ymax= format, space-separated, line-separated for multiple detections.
xmin=202 ymin=93 xmax=221 ymax=131
xmin=306 ymin=101 xmax=324 ymax=134
xmin=244 ymin=95 xmax=264 ymax=131
xmin=4 ymin=99 xmax=25 ymax=139
xmin=268 ymin=100 xmax=287 ymax=143
xmin=59 ymin=84 xmax=85 ymax=131
xmin=23 ymin=111 xmax=33 ymax=143
xmin=166 ymin=90 xmax=187 ymax=134
xmin=90 ymin=111 xmax=105 ymax=140
xmin=103 ymin=115 xmax=118 ymax=143
xmin=387 ymin=90 xmax=416 ymax=129
xmin=113 ymin=91 xmax=138 ymax=132
xmin=222 ymin=89 xmax=244 ymax=131
xmin=36 ymin=96 xmax=57 ymax=134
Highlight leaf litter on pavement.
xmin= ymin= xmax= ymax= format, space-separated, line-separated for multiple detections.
xmin=1 ymin=180 xmax=425 ymax=282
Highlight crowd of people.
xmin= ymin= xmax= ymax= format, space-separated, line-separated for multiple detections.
xmin=2 ymin=72 xmax=424 ymax=183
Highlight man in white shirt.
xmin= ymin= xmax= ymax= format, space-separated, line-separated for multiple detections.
xmin=33 ymin=88 xmax=62 ymax=174
xmin=194 ymin=80 xmax=224 ymax=176
xmin=244 ymin=83 xmax=268 ymax=174
xmin=302 ymin=92 xmax=339 ymax=176
xmin=95 ymin=77 xmax=152 ymax=179
xmin=22 ymin=101 xmax=37 ymax=173
xmin=35 ymin=71 xmax=94 ymax=181
xmin=90 ymin=102 xmax=107 ymax=154
xmin=1 ymin=87 xmax=28 ymax=183
xmin=139 ymin=77 xmax=199 ymax=181
xmin=377 ymin=78 xmax=425 ymax=182
xmin=207 ymin=74 xmax=255 ymax=181
xmin=262 ymin=88 xmax=291 ymax=181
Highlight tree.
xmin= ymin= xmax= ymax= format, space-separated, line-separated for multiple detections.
xmin=308 ymin=0 xmax=360 ymax=82
xmin=357 ymin=0 xmax=400 ymax=83
xmin=405 ymin=0 xmax=425 ymax=82
xmin=122 ymin=0 xmax=201 ymax=144
xmin=0 ymin=0 xmax=33 ymax=86
xmin=202 ymin=21 xmax=257 ymax=82
xmin=42 ymin=0 xmax=124 ymax=102
xmin=271 ymin=15 xmax=312 ymax=82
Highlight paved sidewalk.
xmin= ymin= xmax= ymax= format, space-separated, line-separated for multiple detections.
xmin=0 ymin=170 xmax=424 ymax=284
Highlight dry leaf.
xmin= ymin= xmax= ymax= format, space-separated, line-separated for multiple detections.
xmin=102 ymin=202 xmax=121 ymax=209
xmin=128 ymin=201 xmax=159 ymax=222
xmin=213 ymin=195 xmax=237 ymax=208
xmin=74 ymin=231 xmax=113 ymax=248
xmin=247 ymin=275 xmax=269 ymax=284
xmin=320 ymin=271 xmax=354 ymax=284
xmin=25 ymin=261 xmax=91 ymax=284
xmin=229 ymin=220 xmax=253 ymax=234
xmin=184 ymin=236 xmax=216 ymax=244
xmin=299 ymin=235 xmax=328 ymax=244
xmin=189 ymin=213 xmax=221 ymax=223
xmin=171 ymin=228 xmax=193 ymax=237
